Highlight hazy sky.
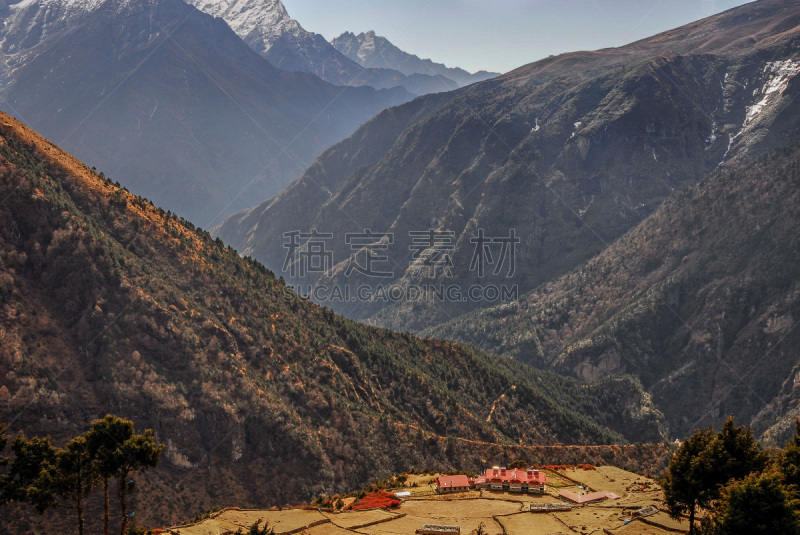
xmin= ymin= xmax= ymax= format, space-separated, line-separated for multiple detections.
xmin=281 ymin=0 xmax=753 ymax=74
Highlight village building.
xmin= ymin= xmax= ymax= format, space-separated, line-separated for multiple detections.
xmin=529 ymin=502 xmax=572 ymax=512
xmin=471 ymin=466 xmax=547 ymax=494
xmin=417 ymin=524 xmax=461 ymax=535
xmin=435 ymin=475 xmax=471 ymax=493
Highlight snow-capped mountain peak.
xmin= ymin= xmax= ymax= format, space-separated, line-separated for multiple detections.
xmin=2 ymin=0 xmax=109 ymax=53
xmin=0 ymin=0 xmax=303 ymax=59
xmin=356 ymin=30 xmax=376 ymax=62
xmin=184 ymin=0 xmax=304 ymax=55
xmin=331 ymin=30 xmax=500 ymax=87
xmin=9 ymin=0 xmax=107 ymax=17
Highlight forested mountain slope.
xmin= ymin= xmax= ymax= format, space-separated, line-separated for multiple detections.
xmin=426 ymin=143 xmax=800 ymax=444
xmin=0 ymin=112 xmax=666 ymax=528
xmin=215 ymin=0 xmax=800 ymax=332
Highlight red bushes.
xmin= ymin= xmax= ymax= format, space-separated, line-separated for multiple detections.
xmin=348 ymin=490 xmax=401 ymax=510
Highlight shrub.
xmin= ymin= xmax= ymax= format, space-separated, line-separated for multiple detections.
xmin=350 ymin=491 xmax=401 ymax=510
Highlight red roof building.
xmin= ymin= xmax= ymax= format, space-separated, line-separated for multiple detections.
xmin=435 ymin=475 xmax=471 ymax=493
xmin=472 ymin=467 xmax=547 ymax=494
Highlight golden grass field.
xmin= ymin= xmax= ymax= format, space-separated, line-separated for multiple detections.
xmin=174 ymin=509 xmax=327 ymax=535
xmin=321 ymin=509 xmax=399 ymax=528
xmin=496 ymin=512 xmax=573 ymax=535
xmin=610 ymin=522 xmax=676 ymax=535
xmin=172 ymin=467 xmax=688 ymax=535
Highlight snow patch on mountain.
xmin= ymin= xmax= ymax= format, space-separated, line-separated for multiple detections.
xmin=355 ymin=30 xmax=377 ymax=64
xmin=744 ymin=60 xmax=800 ymax=125
xmin=9 ymin=0 xmax=107 ymax=18
xmin=1 ymin=0 xmax=108 ymax=53
xmin=0 ymin=0 xmax=308 ymax=58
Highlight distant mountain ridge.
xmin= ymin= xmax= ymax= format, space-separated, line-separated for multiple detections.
xmin=215 ymin=0 xmax=800 ymax=333
xmin=0 ymin=0 xmax=412 ymax=224
xmin=182 ymin=0 xmax=463 ymax=94
xmin=332 ymin=30 xmax=499 ymax=87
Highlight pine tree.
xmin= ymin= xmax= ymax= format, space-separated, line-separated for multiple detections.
xmin=775 ymin=419 xmax=800 ymax=490
xmin=662 ymin=427 xmax=715 ymax=535
xmin=0 ymin=432 xmax=57 ymax=507
xmin=700 ymin=472 xmax=800 ymax=535
xmin=36 ymin=436 xmax=100 ymax=535
xmin=663 ymin=418 xmax=769 ymax=535
xmin=86 ymin=415 xmax=136 ymax=535
xmin=115 ymin=429 xmax=163 ymax=535
xmin=0 ymin=417 xmax=162 ymax=534
xmin=701 ymin=416 xmax=769 ymax=491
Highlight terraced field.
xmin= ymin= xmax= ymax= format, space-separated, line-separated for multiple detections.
xmin=171 ymin=468 xmax=689 ymax=535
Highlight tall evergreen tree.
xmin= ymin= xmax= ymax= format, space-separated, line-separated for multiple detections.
xmin=86 ymin=415 xmax=136 ymax=535
xmin=115 ymin=429 xmax=163 ymax=535
xmin=664 ymin=418 xmax=769 ymax=534
xmin=775 ymin=419 xmax=800 ymax=490
xmin=0 ymin=432 xmax=56 ymax=507
xmin=0 ymin=417 xmax=162 ymax=533
xmin=36 ymin=436 xmax=100 ymax=535
xmin=700 ymin=472 xmax=800 ymax=535
xmin=701 ymin=416 xmax=769 ymax=491
xmin=662 ymin=427 xmax=715 ymax=535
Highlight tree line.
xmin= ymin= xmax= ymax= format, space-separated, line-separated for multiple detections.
xmin=663 ymin=416 xmax=800 ymax=534
xmin=0 ymin=415 xmax=163 ymax=535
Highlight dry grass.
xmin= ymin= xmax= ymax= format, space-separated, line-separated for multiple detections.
xmin=553 ymin=506 xmax=628 ymax=534
xmin=645 ymin=512 xmax=689 ymax=531
xmin=605 ymin=490 xmax=663 ymax=509
xmin=358 ymin=512 xmax=501 ymax=535
xmin=324 ymin=508 xmax=398 ymax=528
xmin=497 ymin=512 xmax=574 ymax=535
xmin=304 ymin=523 xmax=355 ymax=535
xmin=173 ymin=522 xmax=232 ymax=535
xmin=559 ymin=467 xmax=656 ymax=495
xmin=359 ymin=498 xmax=519 ymax=535
xmin=175 ymin=509 xmax=326 ymax=535
xmin=610 ymin=520 xmax=677 ymax=534
xmin=540 ymin=469 xmax=579 ymax=489
xmin=480 ymin=490 xmax=559 ymax=503
xmin=400 ymin=498 xmax=522 ymax=519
